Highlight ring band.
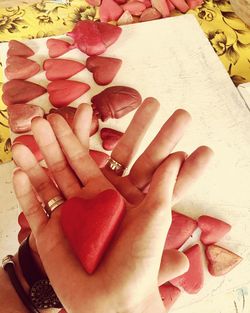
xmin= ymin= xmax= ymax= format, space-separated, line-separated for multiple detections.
xmin=105 ymin=157 xmax=126 ymax=176
xmin=45 ymin=196 xmax=64 ymax=216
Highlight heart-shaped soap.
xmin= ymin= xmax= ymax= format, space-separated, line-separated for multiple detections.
xmin=5 ymin=56 xmax=40 ymax=80
xmin=198 ymin=215 xmax=231 ymax=245
xmin=205 ymin=244 xmax=242 ymax=277
xmin=100 ymin=128 xmax=123 ymax=151
xmin=47 ymin=80 xmax=90 ymax=108
xmin=159 ymin=283 xmax=181 ymax=311
xmin=170 ymin=244 xmax=204 ymax=294
xmin=47 ymin=38 xmax=72 ymax=58
xmin=86 ymin=56 xmax=122 ymax=86
xmin=8 ymin=103 xmax=44 ymax=133
xmin=43 ymin=59 xmax=85 ymax=81
xmin=7 ymin=40 xmax=34 ymax=57
xmin=164 ymin=211 xmax=197 ymax=250
xmin=60 ymin=189 xmax=125 ymax=274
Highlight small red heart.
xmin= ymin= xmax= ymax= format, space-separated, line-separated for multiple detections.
xmin=164 ymin=211 xmax=197 ymax=250
xmin=46 ymin=39 xmax=72 ymax=58
xmin=139 ymin=8 xmax=162 ymax=22
xmin=89 ymin=150 xmax=109 ymax=168
xmin=43 ymin=59 xmax=85 ymax=81
xmin=2 ymin=80 xmax=46 ymax=106
xmin=170 ymin=244 xmax=204 ymax=294
xmin=5 ymin=56 xmax=40 ymax=80
xmin=47 ymin=80 xmax=90 ymax=108
xmin=99 ymin=0 xmax=123 ymax=22
xmin=61 ymin=189 xmax=125 ymax=274
xmin=18 ymin=212 xmax=30 ymax=230
xmin=198 ymin=215 xmax=231 ymax=245
xmin=159 ymin=283 xmax=181 ymax=311
xmin=100 ymin=127 xmax=123 ymax=151
xmin=205 ymin=244 xmax=242 ymax=277
xmin=13 ymin=135 xmax=43 ymax=161
xmin=86 ymin=56 xmax=122 ymax=86
xmin=7 ymin=40 xmax=34 ymax=57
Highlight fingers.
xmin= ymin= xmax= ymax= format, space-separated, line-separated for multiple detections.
xmin=73 ymin=103 xmax=93 ymax=149
xmin=173 ymin=146 xmax=214 ymax=204
xmin=158 ymin=249 xmax=189 ymax=285
xmin=109 ymin=97 xmax=160 ymax=168
xmin=12 ymin=143 xmax=61 ymax=204
xmin=13 ymin=169 xmax=48 ymax=237
xmin=129 ymin=109 xmax=191 ymax=190
xmin=31 ymin=117 xmax=81 ymax=198
xmin=47 ymin=113 xmax=108 ymax=187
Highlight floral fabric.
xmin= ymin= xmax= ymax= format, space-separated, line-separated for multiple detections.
xmin=0 ymin=0 xmax=249 ymax=163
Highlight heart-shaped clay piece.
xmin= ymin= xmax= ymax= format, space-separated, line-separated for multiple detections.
xmin=169 ymin=0 xmax=189 ymax=12
xmin=13 ymin=135 xmax=43 ymax=161
xmin=49 ymin=107 xmax=99 ymax=136
xmin=7 ymin=40 xmax=34 ymax=57
xmin=89 ymin=150 xmax=109 ymax=168
xmin=100 ymin=128 xmax=123 ymax=151
xmin=67 ymin=20 xmax=122 ymax=56
xmin=198 ymin=215 xmax=231 ymax=245
xmin=86 ymin=56 xmax=122 ymax=86
xmin=47 ymin=80 xmax=90 ymax=108
xmin=61 ymin=189 xmax=125 ymax=274
xmin=18 ymin=212 xmax=30 ymax=230
xmin=2 ymin=80 xmax=46 ymax=106
xmin=205 ymin=244 xmax=242 ymax=277
xmin=151 ymin=0 xmax=170 ymax=17
xmin=117 ymin=11 xmax=134 ymax=26
xmin=92 ymin=86 xmax=142 ymax=121
xmin=43 ymin=59 xmax=85 ymax=81
xmin=139 ymin=7 xmax=162 ymax=22
xmin=170 ymin=244 xmax=204 ymax=294
xmin=164 ymin=211 xmax=197 ymax=250
xmin=121 ymin=2 xmax=147 ymax=16
xmin=99 ymin=0 xmax=123 ymax=22
xmin=8 ymin=103 xmax=44 ymax=133
xmin=5 ymin=56 xmax=40 ymax=80
xmin=47 ymin=38 xmax=72 ymax=58
xmin=159 ymin=283 xmax=181 ymax=311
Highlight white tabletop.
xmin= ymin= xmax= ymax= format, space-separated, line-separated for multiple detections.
xmin=0 ymin=15 xmax=250 ymax=312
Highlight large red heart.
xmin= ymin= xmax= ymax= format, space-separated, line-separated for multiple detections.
xmin=5 ymin=56 xmax=40 ymax=80
xmin=67 ymin=20 xmax=122 ymax=56
xmin=170 ymin=244 xmax=204 ymax=294
xmin=46 ymin=39 xmax=72 ymax=58
xmin=7 ymin=40 xmax=34 ymax=57
xmin=198 ymin=215 xmax=231 ymax=245
xmin=159 ymin=283 xmax=181 ymax=311
xmin=86 ymin=56 xmax=122 ymax=86
xmin=61 ymin=189 xmax=125 ymax=274
xmin=205 ymin=244 xmax=242 ymax=277
xmin=100 ymin=127 xmax=123 ymax=151
xmin=2 ymin=80 xmax=46 ymax=106
xmin=164 ymin=211 xmax=197 ymax=250
xmin=43 ymin=59 xmax=85 ymax=81
xmin=47 ymin=80 xmax=90 ymax=108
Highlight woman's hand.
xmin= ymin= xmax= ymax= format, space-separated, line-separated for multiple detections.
xmin=12 ymin=98 xmax=213 ymax=313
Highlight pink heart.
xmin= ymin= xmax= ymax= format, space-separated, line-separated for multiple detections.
xmin=61 ymin=190 xmax=125 ymax=274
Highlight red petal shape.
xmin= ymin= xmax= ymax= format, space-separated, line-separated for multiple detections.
xmin=44 ymin=59 xmax=85 ymax=81
xmin=5 ymin=56 xmax=40 ymax=80
xmin=100 ymin=127 xmax=123 ymax=150
xmin=99 ymin=0 xmax=124 ymax=22
xmin=47 ymin=38 xmax=72 ymax=58
xmin=159 ymin=283 xmax=181 ymax=310
xmin=7 ymin=40 xmax=34 ymax=57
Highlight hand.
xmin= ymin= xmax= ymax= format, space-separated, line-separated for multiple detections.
xmin=12 ymin=98 xmax=213 ymax=313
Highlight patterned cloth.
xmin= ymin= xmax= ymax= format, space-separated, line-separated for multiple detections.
xmin=0 ymin=0 xmax=249 ymax=163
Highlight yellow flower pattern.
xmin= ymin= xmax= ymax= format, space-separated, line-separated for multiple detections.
xmin=0 ymin=0 xmax=249 ymax=163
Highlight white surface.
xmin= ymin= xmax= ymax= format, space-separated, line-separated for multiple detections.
xmin=1 ymin=15 xmax=250 ymax=312
xmin=238 ymin=83 xmax=250 ymax=110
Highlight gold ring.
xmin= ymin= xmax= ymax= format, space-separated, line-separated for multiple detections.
xmin=45 ymin=196 xmax=64 ymax=216
xmin=105 ymin=157 xmax=126 ymax=176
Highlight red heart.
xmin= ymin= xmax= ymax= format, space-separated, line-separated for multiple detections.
xmin=99 ymin=0 xmax=123 ymax=22
xmin=46 ymin=39 xmax=72 ymax=58
xmin=159 ymin=283 xmax=181 ymax=311
xmin=8 ymin=103 xmax=44 ymax=133
xmin=198 ymin=215 xmax=231 ymax=245
xmin=89 ymin=150 xmax=109 ymax=168
xmin=86 ymin=56 xmax=122 ymax=86
xmin=60 ymin=189 xmax=125 ymax=274
xmin=18 ymin=212 xmax=30 ymax=230
xmin=13 ymin=135 xmax=43 ymax=161
xmin=5 ymin=56 xmax=40 ymax=80
xmin=121 ymin=2 xmax=147 ymax=16
xmin=91 ymin=86 xmax=142 ymax=121
xmin=205 ymin=244 xmax=242 ymax=277
xmin=47 ymin=80 xmax=90 ymax=108
xmin=43 ymin=59 xmax=85 ymax=81
xmin=170 ymin=244 xmax=204 ymax=294
xmin=2 ymin=80 xmax=46 ymax=106
xmin=164 ymin=211 xmax=197 ymax=250
xmin=139 ymin=8 xmax=162 ymax=22
xmin=18 ymin=228 xmax=31 ymax=244
xmin=67 ymin=21 xmax=122 ymax=56
xmin=100 ymin=127 xmax=123 ymax=151
xmin=7 ymin=40 xmax=34 ymax=57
